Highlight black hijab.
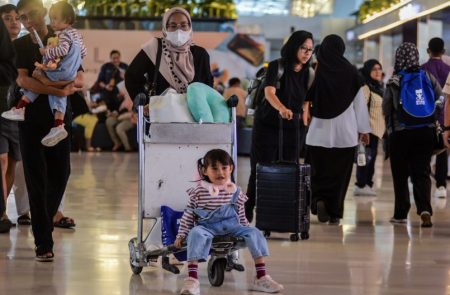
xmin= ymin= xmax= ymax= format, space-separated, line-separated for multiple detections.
xmin=360 ymin=59 xmax=384 ymax=97
xmin=307 ymin=34 xmax=361 ymax=119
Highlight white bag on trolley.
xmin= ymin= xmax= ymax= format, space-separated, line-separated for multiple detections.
xmin=148 ymin=88 xmax=195 ymax=123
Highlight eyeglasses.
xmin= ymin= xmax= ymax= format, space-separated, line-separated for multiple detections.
xmin=18 ymin=9 xmax=39 ymax=23
xmin=166 ymin=22 xmax=190 ymax=32
xmin=300 ymin=46 xmax=314 ymax=53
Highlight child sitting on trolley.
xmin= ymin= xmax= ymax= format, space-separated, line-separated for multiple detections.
xmin=174 ymin=149 xmax=284 ymax=295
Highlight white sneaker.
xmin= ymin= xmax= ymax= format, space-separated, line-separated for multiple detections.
xmin=250 ymin=275 xmax=284 ymax=293
xmin=354 ymin=185 xmax=377 ymax=196
xmin=180 ymin=277 xmax=200 ymax=295
xmin=390 ymin=217 xmax=407 ymax=224
xmin=434 ymin=186 xmax=447 ymax=199
xmin=41 ymin=125 xmax=68 ymax=147
xmin=1 ymin=107 xmax=25 ymax=121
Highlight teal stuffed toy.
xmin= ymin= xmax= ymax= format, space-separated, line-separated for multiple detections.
xmin=187 ymin=82 xmax=230 ymax=123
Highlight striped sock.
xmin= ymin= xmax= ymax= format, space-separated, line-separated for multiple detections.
xmin=188 ymin=263 xmax=198 ymax=279
xmin=54 ymin=119 xmax=64 ymax=127
xmin=16 ymin=99 xmax=30 ymax=109
xmin=255 ymin=263 xmax=266 ymax=279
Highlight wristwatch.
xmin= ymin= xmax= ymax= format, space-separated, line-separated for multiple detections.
xmin=443 ymin=126 xmax=450 ymax=131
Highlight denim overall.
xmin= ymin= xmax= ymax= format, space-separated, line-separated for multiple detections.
xmin=187 ymin=188 xmax=269 ymax=262
xmin=23 ymin=41 xmax=82 ymax=114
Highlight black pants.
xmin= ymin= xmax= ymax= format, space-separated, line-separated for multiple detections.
xmin=355 ymin=133 xmax=379 ymax=188
xmin=245 ymin=120 xmax=305 ymax=222
xmin=435 ymin=150 xmax=448 ymax=188
xmin=0 ymin=163 xmax=4 ymax=217
xmin=19 ymin=118 xmax=71 ymax=255
xmin=389 ymin=128 xmax=434 ymax=219
xmin=308 ymin=146 xmax=355 ymax=219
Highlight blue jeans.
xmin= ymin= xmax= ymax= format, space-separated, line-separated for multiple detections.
xmin=186 ymin=188 xmax=269 ymax=261
xmin=22 ymin=43 xmax=82 ymax=114
xmin=187 ymin=224 xmax=269 ymax=262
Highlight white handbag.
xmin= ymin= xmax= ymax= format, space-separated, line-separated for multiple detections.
xmin=149 ymin=88 xmax=195 ymax=123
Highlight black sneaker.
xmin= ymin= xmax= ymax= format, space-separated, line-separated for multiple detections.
xmin=328 ymin=217 xmax=340 ymax=225
xmin=317 ymin=201 xmax=330 ymax=223
xmin=0 ymin=218 xmax=12 ymax=233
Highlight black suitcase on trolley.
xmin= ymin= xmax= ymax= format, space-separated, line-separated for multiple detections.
xmin=255 ymin=115 xmax=311 ymax=241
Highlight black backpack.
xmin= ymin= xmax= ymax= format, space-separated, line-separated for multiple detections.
xmin=246 ymin=59 xmax=314 ymax=110
xmin=247 ymin=59 xmax=284 ymax=110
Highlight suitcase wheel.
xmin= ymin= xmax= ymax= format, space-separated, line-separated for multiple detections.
xmin=290 ymin=233 xmax=299 ymax=242
xmin=300 ymin=232 xmax=309 ymax=240
xmin=263 ymin=230 xmax=271 ymax=238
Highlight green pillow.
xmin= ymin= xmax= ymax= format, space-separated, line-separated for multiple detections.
xmin=187 ymin=82 xmax=230 ymax=123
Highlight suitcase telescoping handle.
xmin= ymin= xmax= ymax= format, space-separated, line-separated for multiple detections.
xmin=278 ymin=113 xmax=301 ymax=164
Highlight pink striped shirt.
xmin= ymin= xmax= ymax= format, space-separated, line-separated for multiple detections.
xmin=176 ymin=182 xmax=249 ymax=239
xmin=45 ymin=27 xmax=87 ymax=60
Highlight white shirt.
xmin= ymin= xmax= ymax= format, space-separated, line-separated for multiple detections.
xmin=306 ymin=87 xmax=371 ymax=148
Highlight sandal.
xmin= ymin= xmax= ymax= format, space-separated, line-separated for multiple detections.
xmin=53 ymin=216 xmax=76 ymax=228
xmin=35 ymin=251 xmax=54 ymax=262
xmin=17 ymin=214 xmax=31 ymax=225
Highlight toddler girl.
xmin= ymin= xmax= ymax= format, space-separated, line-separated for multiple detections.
xmin=174 ymin=149 xmax=283 ymax=295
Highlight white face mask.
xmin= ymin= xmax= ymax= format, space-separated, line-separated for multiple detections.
xmin=165 ymin=29 xmax=191 ymax=47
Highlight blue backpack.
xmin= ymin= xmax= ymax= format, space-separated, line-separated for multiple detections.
xmin=397 ymin=69 xmax=435 ymax=127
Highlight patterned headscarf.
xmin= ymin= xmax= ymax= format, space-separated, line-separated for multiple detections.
xmin=394 ymin=42 xmax=420 ymax=73
xmin=142 ymin=7 xmax=195 ymax=93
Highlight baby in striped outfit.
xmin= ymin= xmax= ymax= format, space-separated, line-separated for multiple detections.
xmin=2 ymin=1 xmax=86 ymax=147
xmin=174 ymin=149 xmax=283 ymax=295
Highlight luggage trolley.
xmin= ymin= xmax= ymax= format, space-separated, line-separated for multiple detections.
xmin=128 ymin=95 xmax=242 ymax=287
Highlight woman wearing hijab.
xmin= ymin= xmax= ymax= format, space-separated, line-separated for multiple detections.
xmin=383 ymin=42 xmax=442 ymax=228
xmin=304 ymin=34 xmax=370 ymax=225
xmin=245 ymin=30 xmax=314 ymax=222
xmin=125 ymin=7 xmax=213 ymax=99
xmin=354 ymin=59 xmax=386 ymax=196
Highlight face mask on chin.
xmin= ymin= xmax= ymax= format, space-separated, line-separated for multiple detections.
xmin=165 ymin=29 xmax=191 ymax=47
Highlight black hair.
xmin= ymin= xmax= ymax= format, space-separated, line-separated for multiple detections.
xmin=17 ymin=0 xmax=44 ymax=11
xmin=228 ymin=77 xmax=240 ymax=87
xmin=50 ymin=1 xmax=75 ymax=25
xmin=197 ymin=149 xmax=235 ymax=183
xmin=110 ymin=50 xmax=120 ymax=57
xmin=428 ymin=37 xmax=445 ymax=55
xmin=0 ymin=4 xmax=18 ymax=15
xmin=281 ymin=30 xmax=313 ymax=67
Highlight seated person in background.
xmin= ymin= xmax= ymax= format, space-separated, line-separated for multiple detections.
xmin=106 ymin=81 xmax=136 ymax=152
xmin=223 ymin=77 xmax=247 ymax=128
xmin=96 ymin=49 xmax=128 ymax=108
xmin=2 ymin=1 xmax=86 ymax=147
xmin=211 ymin=63 xmax=228 ymax=95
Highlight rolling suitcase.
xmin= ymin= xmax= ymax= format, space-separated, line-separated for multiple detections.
xmin=255 ymin=114 xmax=311 ymax=241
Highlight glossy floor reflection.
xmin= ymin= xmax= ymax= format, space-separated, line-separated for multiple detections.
xmin=2 ymin=152 xmax=450 ymax=295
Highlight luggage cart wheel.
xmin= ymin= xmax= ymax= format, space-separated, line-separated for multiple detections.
xmin=290 ymin=233 xmax=300 ymax=242
xmin=300 ymin=232 xmax=309 ymax=240
xmin=130 ymin=259 xmax=143 ymax=275
xmin=208 ymin=257 xmax=227 ymax=287
xmin=263 ymin=230 xmax=271 ymax=238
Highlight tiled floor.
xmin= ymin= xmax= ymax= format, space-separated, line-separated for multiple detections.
xmin=1 ymin=152 xmax=450 ymax=295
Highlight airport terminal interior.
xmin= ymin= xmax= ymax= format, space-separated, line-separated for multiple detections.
xmin=2 ymin=153 xmax=450 ymax=294
xmin=2 ymin=0 xmax=450 ymax=294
